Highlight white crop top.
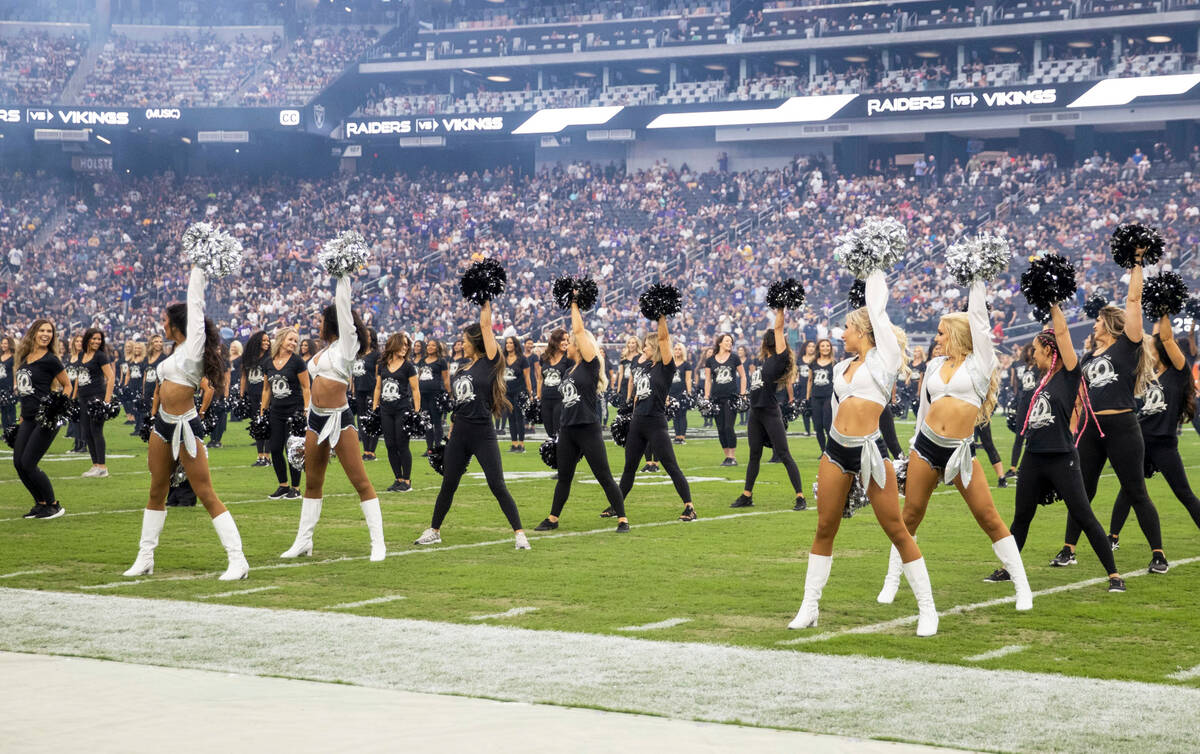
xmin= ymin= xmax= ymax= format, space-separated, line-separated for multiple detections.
xmin=914 ymin=280 xmax=997 ymax=427
xmin=307 ymin=276 xmax=360 ymax=386
xmin=832 ymin=270 xmax=901 ymax=414
xmin=157 ymin=267 xmax=207 ymax=389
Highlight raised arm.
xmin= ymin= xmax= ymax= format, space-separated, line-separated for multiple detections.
xmin=183 ymin=267 xmax=207 ymax=363
xmin=333 ymin=276 xmax=359 ymax=361
xmin=480 ymin=301 xmax=499 ymax=360
xmin=571 ymin=303 xmax=597 ymax=363
xmin=1124 ymin=262 xmax=1144 ymax=343
xmin=865 ymin=269 xmax=901 ymax=373
xmin=1050 ymin=303 xmax=1077 ymax=371
xmin=656 ymin=316 xmax=671 ymax=363
xmin=967 ymin=280 xmax=997 ymax=375
xmin=1157 ymin=315 xmax=1186 ymax=371
xmin=772 ymin=308 xmax=786 ymax=356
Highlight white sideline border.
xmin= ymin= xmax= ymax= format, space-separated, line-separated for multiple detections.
xmin=1 ymin=587 xmax=1197 ymax=754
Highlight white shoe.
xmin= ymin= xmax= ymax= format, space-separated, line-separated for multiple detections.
xmin=902 ymin=557 xmax=939 ymax=637
xmin=414 ymin=528 xmax=441 ymax=545
xmin=360 ymin=498 xmax=386 ymax=562
xmin=123 ymin=554 xmax=154 ymax=577
xmin=123 ymin=509 xmax=165 ymax=576
xmin=515 ymin=531 xmax=531 ymax=550
xmin=787 ymin=603 xmax=818 ymax=629
xmin=93 ymin=468 xmax=109 ymax=478
xmin=212 ymin=511 xmax=250 ymax=581
xmin=219 ymin=554 xmax=250 ymax=581
xmin=82 ymin=467 xmax=99 ymax=478
xmin=280 ymin=497 xmax=322 ymax=558
xmin=788 ymin=553 xmax=832 ymax=629
xmin=993 ymin=535 xmax=1033 ymax=611
xmin=876 ymin=545 xmax=903 ymax=604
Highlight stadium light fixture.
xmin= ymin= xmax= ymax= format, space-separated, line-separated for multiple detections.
xmin=575 ymin=71 xmax=597 ymax=78
xmin=704 ymin=63 xmax=726 ymax=71
xmin=1067 ymin=41 xmax=1094 ymax=48
xmin=181 ymin=137 xmax=192 ymax=144
xmin=96 ymin=135 xmax=111 ymax=145
xmin=914 ymin=51 xmax=940 ymax=58
xmin=775 ymin=59 xmax=800 ymax=67
xmin=636 ymin=67 xmax=661 ymax=74
xmin=1147 ymin=35 xmax=1172 ymax=44
xmin=843 ymin=55 xmax=869 ymax=63
xmin=991 ymin=45 xmax=1018 ymax=53
xmin=486 ymin=74 xmax=511 ymax=82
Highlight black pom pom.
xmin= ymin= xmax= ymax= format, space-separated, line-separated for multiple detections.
xmin=287 ymin=410 xmax=308 ymax=438
xmin=1110 ymin=223 xmax=1164 ymax=269
xmin=638 ymin=283 xmax=682 ymax=320
xmin=606 ymin=389 xmax=624 ymax=409
xmin=609 ymin=413 xmax=630 ymax=446
xmin=894 ymin=457 xmax=908 ymax=497
xmin=229 ymin=396 xmax=249 ymax=421
xmin=766 ymin=278 xmax=806 ymax=310
xmin=359 ymin=409 xmax=382 ymax=439
xmin=1020 ymin=253 xmax=1077 ymax=312
xmin=552 ymin=276 xmax=599 ymax=311
xmin=732 ymin=394 xmax=750 ymax=413
xmin=847 ymin=279 xmax=866 ymax=310
xmin=1186 ymin=294 xmax=1200 ymax=320
xmin=35 ymin=392 xmax=74 ymax=429
xmin=539 ymin=438 xmax=558 ymax=469
xmin=1143 ymin=271 xmax=1190 ymax=319
xmin=87 ymin=399 xmax=120 ymax=424
xmin=0 ymin=390 xmax=14 ymax=408
xmin=696 ymin=398 xmax=719 ymax=418
xmin=200 ymin=411 xmax=219 ymax=439
xmin=665 ymin=396 xmax=680 ymax=419
xmin=521 ymin=395 xmax=541 ymax=425
xmin=1083 ymin=294 xmax=1108 ymax=320
xmin=401 ymin=409 xmax=433 ymax=438
xmin=138 ymin=413 xmax=153 ymax=443
xmin=436 ymin=392 xmax=454 ymax=413
xmin=2 ymin=423 xmax=16 ymax=448
xmin=428 ymin=439 xmax=447 ymax=475
xmin=460 ymin=258 xmax=507 ymax=305
xmin=248 ymin=413 xmax=271 ymax=442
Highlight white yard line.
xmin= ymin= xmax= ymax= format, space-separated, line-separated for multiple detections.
xmin=198 ymin=586 xmax=280 ymax=600
xmin=1 ymin=588 xmax=1198 ymax=754
xmin=324 ymin=595 xmax=407 ymax=610
xmin=1167 ymin=664 xmax=1200 ymax=681
xmin=617 ymin=617 xmax=692 ymax=632
xmin=469 ymin=607 xmax=538 ymax=620
xmin=779 ymin=556 xmax=1200 ymax=645
xmin=964 ymin=645 xmax=1029 ymax=662
xmin=0 ymin=569 xmax=50 ymax=579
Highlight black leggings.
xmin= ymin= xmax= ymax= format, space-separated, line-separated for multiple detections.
xmin=714 ymin=396 xmax=737 ymax=449
xmin=355 ymin=392 xmax=379 ymax=453
xmin=551 ymin=422 xmax=626 ymax=518
xmin=1064 ymin=412 xmax=1163 ymax=551
xmin=878 ymin=408 xmax=902 ymax=459
xmin=507 ymin=395 xmax=526 ymax=443
xmin=1012 ymin=450 xmax=1118 ymax=576
xmin=269 ymin=407 xmax=301 ymax=487
xmin=421 ymin=392 xmax=444 ymax=448
xmin=13 ymin=419 xmax=60 ymax=503
xmin=2 ymin=402 xmax=17 ymax=428
xmin=670 ymin=393 xmax=687 ymax=438
xmin=1112 ymin=434 xmax=1200 ymax=536
xmin=811 ymin=395 xmax=833 ymax=452
xmin=974 ymin=423 xmax=1001 ymax=466
xmin=1010 ymin=395 xmax=1031 ymax=468
xmin=744 ymin=407 xmax=803 ymax=495
xmin=619 ymin=415 xmax=691 ymax=504
xmin=543 ymin=399 xmax=562 ymax=438
xmin=432 ymin=421 xmax=523 ymax=530
xmin=78 ymin=400 xmax=107 ymax=464
xmin=210 ymin=405 xmax=227 ymax=444
xmin=381 ymin=409 xmax=412 ymax=479
xmin=800 ymin=408 xmax=811 ymax=434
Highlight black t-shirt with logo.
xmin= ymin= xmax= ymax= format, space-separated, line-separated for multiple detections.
xmin=352 ymin=351 xmax=380 ymax=394
xmin=378 ymin=358 xmax=416 ymax=413
xmin=452 ymin=352 xmax=503 ymax=425
xmin=705 ymin=353 xmax=740 ymax=398
xmin=561 ymin=356 xmax=602 ymax=427
xmin=633 ymin=359 xmax=676 ymax=418
xmin=669 ymin=360 xmax=692 ymax=396
xmin=15 ymin=352 xmax=65 ymax=417
xmin=1023 ymin=363 xmax=1082 ymax=454
xmin=615 ymin=358 xmax=633 ymax=397
xmin=241 ymin=356 xmax=265 ymax=399
xmin=630 ymin=355 xmax=651 ymax=403
xmin=1080 ymin=333 xmax=1139 ymax=412
xmin=810 ymin=361 xmax=834 ymax=399
xmin=1016 ymin=364 xmax=1038 ymax=396
xmin=417 ymin=358 xmax=447 ymax=396
xmin=265 ymin=354 xmax=306 ymax=411
xmin=750 ymin=352 xmax=789 ymax=409
xmin=539 ymin=353 xmax=569 ymax=404
xmin=126 ymin=358 xmax=146 ymax=393
xmin=503 ymin=354 xmax=528 ymax=400
xmin=798 ymin=359 xmax=813 ymax=389
xmin=76 ymin=351 xmax=110 ymax=399
xmin=1139 ymin=364 xmax=1189 ymax=438
xmin=0 ymin=354 xmax=13 ymax=393
xmin=143 ymin=354 xmax=165 ymax=398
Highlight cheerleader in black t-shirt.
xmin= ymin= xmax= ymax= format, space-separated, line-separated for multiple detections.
xmin=260 ymin=327 xmax=310 ymax=499
xmin=797 ymin=341 xmax=816 ymax=436
xmin=705 ymin=333 xmax=746 ymax=466
xmin=614 ymin=336 xmax=641 ymax=409
xmin=12 ymin=320 xmax=71 ymax=519
xmin=352 ymin=328 xmax=380 ymax=461
xmin=414 ymin=301 xmax=528 ymax=549
xmin=123 ymin=341 xmax=146 ymax=436
xmin=375 ymin=333 xmax=420 ymax=493
xmin=731 ymin=307 xmax=807 ymax=512
xmin=536 ymin=328 xmax=569 ymax=439
xmin=1006 ymin=344 xmax=1037 ymax=478
xmin=503 ymin=336 xmax=531 ymax=452
xmin=1056 ymin=259 xmax=1166 ymax=573
xmin=65 ymin=333 xmax=84 ymax=453
xmin=240 ymin=331 xmax=270 ymax=466
xmin=418 ymin=339 xmax=450 ymax=451
xmin=668 ymin=343 xmax=693 ymax=444
xmin=1109 ymin=315 xmax=1200 ymax=542
xmin=628 ymin=351 xmax=659 ymax=473
xmin=534 ymin=302 xmax=628 ymax=532
xmin=73 ymin=328 xmax=115 ymax=478
xmin=143 ymin=334 xmax=165 ymax=430
xmin=807 ymin=339 xmax=835 ymax=452
xmin=0 ymin=335 xmax=16 ymax=429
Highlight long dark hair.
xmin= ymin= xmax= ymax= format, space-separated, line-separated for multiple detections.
xmin=758 ymin=330 xmax=795 ymax=387
xmin=82 ymin=327 xmax=106 ymax=355
xmin=16 ymin=318 xmax=59 ymax=370
xmin=243 ymin=330 xmax=268 ymax=373
xmin=383 ymin=332 xmax=410 ymax=362
xmin=465 ymin=323 xmax=510 ymax=418
xmin=1156 ymin=336 xmax=1196 ymax=424
xmin=320 ymin=305 xmax=369 ymax=358
xmin=365 ymin=327 xmax=379 ymax=354
xmin=544 ymin=328 xmax=567 ymax=361
xmin=424 ymin=338 xmax=444 ymax=361
xmin=165 ymin=302 xmax=225 ymax=394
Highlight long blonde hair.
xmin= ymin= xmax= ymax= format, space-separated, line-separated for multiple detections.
xmin=940 ymin=312 xmax=999 ymax=425
xmin=271 ymin=327 xmax=298 ymax=359
xmin=846 ymin=306 xmax=911 ymax=378
xmin=643 ymin=334 xmax=662 ymax=365
xmin=571 ymin=329 xmax=609 ymax=393
xmin=1096 ymin=305 xmax=1155 ymax=397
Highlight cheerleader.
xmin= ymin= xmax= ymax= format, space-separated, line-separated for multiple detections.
xmin=1108 ymin=315 xmax=1200 ymax=541
xmin=13 ymin=320 xmax=70 ymax=519
xmin=414 ymin=301 xmax=528 ymax=549
xmin=998 ymin=305 xmax=1124 ymax=590
xmin=123 ymin=342 xmax=146 ymax=436
xmin=73 ymin=328 xmax=115 ymax=478
xmin=1055 ymin=260 xmax=1166 ymax=573
xmin=1 ymin=335 xmax=17 ymax=429
xmin=375 ymin=333 xmax=420 ymax=493
xmin=240 ymin=331 xmax=270 ymax=466
xmin=789 ymin=270 xmax=938 ymax=636
xmin=876 ymin=279 xmax=1032 ymax=610
xmin=503 ymin=336 xmax=531 ymax=452
xmin=536 ymin=328 xmax=568 ymax=440
xmin=418 ymin=339 xmax=449 ymax=452
xmin=142 ymin=334 xmax=165 ymax=427
xmin=669 ymin=343 xmax=693 ymax=444
xmin=797 ymin=341 xmax=816 ymax=436
xmin=704 ymin=333 xmax=746 ymax=466
xmin=299 ymin=338 xmax=317 ymax=364
xmin=260 ymin=328 xmax=310 ymax=500
xmin=617 ymin=321 xmax=696 ymax=521
xmin=807 ymin=339 xmax=835 ymax=451
xmin=116 ymin=342 xmax=133 ymax=425
xmin=697 ymin=346 xmax=714 ymax=427
xmin=65 ymin=333 xmax=84 ymax=453
xmin=730 ymin=307 xmax=807 ymax=511
xmin=207 ymin=342 xmax=231 ymax=449
xmin=534 ymin=301 xmax=628 ymax=532
xmin=737 ymin=345 xmax=752 ymax=426
xmin=352 ymin=329 xmax=380 ymax=461
xmin=280 ymin=273 xmax=385 ymax=562
xmin=122 ymin=266 xmax=249 ymax=580
xmin=628 ymin=349 xmax=659 ymax=473
xmin=614 ymin=336 xmax=641 ymax=409
xmin=1005 ymin=345 xmax=1037 ymax=478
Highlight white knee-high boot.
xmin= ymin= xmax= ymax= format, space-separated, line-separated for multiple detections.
xmin=280 ymin=497 xmax=323 ymax=558
xmin=788 ymin=554 xmax=831 ymax=629
xmin=212 ymin=511 xmax=249 ymax=581
xmin=901 ymin=557 xmax=938 ymax=636
xmin=123 ymin=509 xmax=166 ymax=576
xmin=360 ymin=498 xmax=386 ymax=562
xmin=876 ymin=544 xmax=904 ymax=604
xmin=993 ymin=535 xmax=1033 ymax=611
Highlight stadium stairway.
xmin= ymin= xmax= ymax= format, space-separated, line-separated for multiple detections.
xmin=61 ymin=33 xmax=107 ymax=106
xmin=225 ymin=35 xmax=293 ymax=107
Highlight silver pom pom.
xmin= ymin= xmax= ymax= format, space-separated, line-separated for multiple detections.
xmin=286 ymin=435 xmax=306 ymax=471
xmin=945 ymin=232 xmax=1012 ymax=286
xmin=182 ymin=222 xmax=243 ymax=279
xmin=834 ymin=217 xmax=908 ymax=279
xmin=320 ymin=230 xmax=370 ymax=277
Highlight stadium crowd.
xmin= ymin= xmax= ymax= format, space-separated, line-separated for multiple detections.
xmin=0 ymin=31 xmax=87 ymax=103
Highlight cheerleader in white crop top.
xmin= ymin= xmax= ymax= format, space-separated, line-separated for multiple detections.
xmin=280 ymin=274 xmax=386 ymax=562
xmin=876 ymin=280 xmax=1033 ymax=612
xmin=123 ymin=266 xmax=249 ymax=581
xmin=789 ymin=269 xmax=939 ymax=636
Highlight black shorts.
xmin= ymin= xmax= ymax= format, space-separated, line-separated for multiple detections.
xmin=913 ymin=429 xmax=976 ymax=472
xmin=307 ymin=407 xmax=356 ymax=436
xmin=825 ymin=435 xmax=888 ymax=475
xmin=152 ymin=413 xmax=203 ymax=444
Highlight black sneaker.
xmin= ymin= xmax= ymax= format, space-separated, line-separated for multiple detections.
xmin=730 ymin=494 xmax=754 ymax=509
xmin=398 ymin=481 xmax=412 ymax=493
xmin=284 ymin=487 xmax=301 ymax=500
xmin=640 ymin=463 xmax=653 ymax=473
xmin=209 ymin=442 xmax=223 ymax=449
xmin=1108 ymin=576 xmax=1126 ymax=592
xmin=1149 ymin=552 xmax=1170 ymax=574
xmin=23 ymin=504 xmax=44 ymax=519
xmin=673 ymin=438 xmax=684 ymax=445
xmin=1109 ymin=534 xmax=1120 ymax=551
xmin=983 ymin=568 xmax=1011 ymax=583
xmin=679 ymin=505 xmax=697 ymax=522
xmin=648 ymin=464 xmax=660 ymax=473
xmin=386 ymin=481 xmax=403 ymax=493
xmin=33 ymin=502 xmax=65 ymax=519
xmin=997 ymin=477 xmax=1008 ymax=488
xmin=720 ymin=458 xmax=737 ymax=467
xmin=1003 ymin=469 xmax=1017 ymax=480
xmin=792 ymin=496 xmax=807 ymax=512
xmin=615 ymin=521 xmax=630 ymax=533
xmin=534 ymin=518 xmax=558 ymax=531
xmin=599 ymin=506 xmax=617 ymax=518
xmin=1048 ymin=546 xmax=1076 ymax=567
xmin=268 ymin=485 xmax=290 ymax=500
